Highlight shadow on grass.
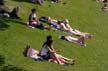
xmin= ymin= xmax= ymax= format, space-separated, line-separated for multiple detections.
xmin=12 ymin=0 xmax=29 ymax=2
xmin=7 ymin=19 xmax=27 ymax=26
xmin=0 ymin=17 xmax=10 ymax=31
xmin=1 ymin=64 xmax=26 ymax=71
xmin=0 ymin=55 xmax=27 ymax=71
xmin=0 ymin=55 xmax=5 ymax=67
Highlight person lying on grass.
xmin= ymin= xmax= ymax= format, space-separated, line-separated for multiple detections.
xmin=39 ymin=35 xmax=76 ymax=65
xmin=50 ymin=0 xmax=62 ymax=3
xmin=46 ymin=17 xmax=92 ymax=39
xmin=29 ymin=0 xmax=44 ymax=6
xmin=25 ymin=45 xmax=43 ymax=60
xmin=59 ymin=35 xmax=86 ymax=46
xmin=57 ymin=19 xmax=92 ymax=39
xmin=0 ymin=6 xmax=20 ymax=19
xmin=96 ymin=0 xmax=107 ymax=3
xmin=101 ymin=4 xmax=108 ymax=12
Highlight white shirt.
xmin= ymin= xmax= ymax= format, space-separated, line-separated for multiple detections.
xmin=40 ymin=44 xmax=49 ymax=56
xmin=27 ymin=48 xmax=41 ymax=59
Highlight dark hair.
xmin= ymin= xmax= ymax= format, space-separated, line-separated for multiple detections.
xmin=32 ymin=8 xmax=36 ymax=12
xmin=57 ymin=20 xmax=61 ymax=24
xmin=46 ymin=35 xmax=53 ymax=45
xmin=47 ymin=35 xmax=52 ymax=41
xmin=60 ymin=36 xmax=65 ymax=40
xmin=23 ymin=45 xmax=31 ymax=57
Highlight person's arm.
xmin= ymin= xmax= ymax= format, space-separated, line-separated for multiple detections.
xmin=29 ymin=14 xmax=32 ymax=22
xmin=66 ymin=24 xmax=73 ymax=31
xmin=47 ymin=45 xmax=55 ymax=53
xmin=47 ymin=46 xmax=62 ymax=64
xmin=60 ymin=23 xmax=70 ymax=32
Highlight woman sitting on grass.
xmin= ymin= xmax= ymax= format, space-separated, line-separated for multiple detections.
xmin=28 ymin=9 xmax=51 ymax=30
xmin=39 ymin=35 xmax=76 ymax=65
xmin=28 ymin=17 xmax=50 ymax=30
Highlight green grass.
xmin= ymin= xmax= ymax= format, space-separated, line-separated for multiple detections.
xmin=0 ymin=0 xmax=108 ymax=71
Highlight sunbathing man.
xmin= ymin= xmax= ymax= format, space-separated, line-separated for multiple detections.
xmin=59 ymin=36 xmax=86 ymax=46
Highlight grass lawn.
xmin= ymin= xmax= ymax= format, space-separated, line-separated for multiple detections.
xmin=0 ymin=0 xmax=108 ymax=71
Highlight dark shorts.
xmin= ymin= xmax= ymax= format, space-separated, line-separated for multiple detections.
xmin=35 ymin=23 xmax=45 ymax=30
xmin=41 ymin=55 xmax=51 ymax=60
xmin=29 ymin=23 xmax=45 ymax=30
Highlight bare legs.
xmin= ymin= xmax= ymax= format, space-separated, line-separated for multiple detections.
xmin=70 ymin=29 xmax=92 ymax=39
xmin=49 ymin=53 xmax=76 ymax=65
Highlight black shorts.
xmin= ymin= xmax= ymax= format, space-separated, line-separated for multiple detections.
xmin=41 ymin=55 xmax=51 ymax=60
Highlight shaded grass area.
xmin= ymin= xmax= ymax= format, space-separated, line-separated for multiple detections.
xmin=0 ymin=54 xmax=26 ymax=71
xmin=0 ymin=18 xmax=10 ymax=31
xmin=0 ymin=0 xmax=108 ymax=71
xmin=12 ymin=0 xmax=29 ymax=2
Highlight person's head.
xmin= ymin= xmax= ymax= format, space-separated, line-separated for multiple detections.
xmin=64 ymin=19 xmax=69 ymax=24
xmin=31 ymin=8 xmax=36 ymax=13
xmin=26 ymin=45 xmax=31 ymax=49
xmin=59 ymin=36 xmax=65 ymax=40
xmin=57 ymin=20 xmax=62 ymax=24
xmin=46 ymin=35 xmax=53 ymax=44
xmin=23 ymin=45 xmax=31 ymax=57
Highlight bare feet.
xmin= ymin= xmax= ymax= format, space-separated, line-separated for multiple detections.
xmin=68 ymin=59 xmax=76 ymax=65
xmin=78 ymin=36 xmax=86 ymax=46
